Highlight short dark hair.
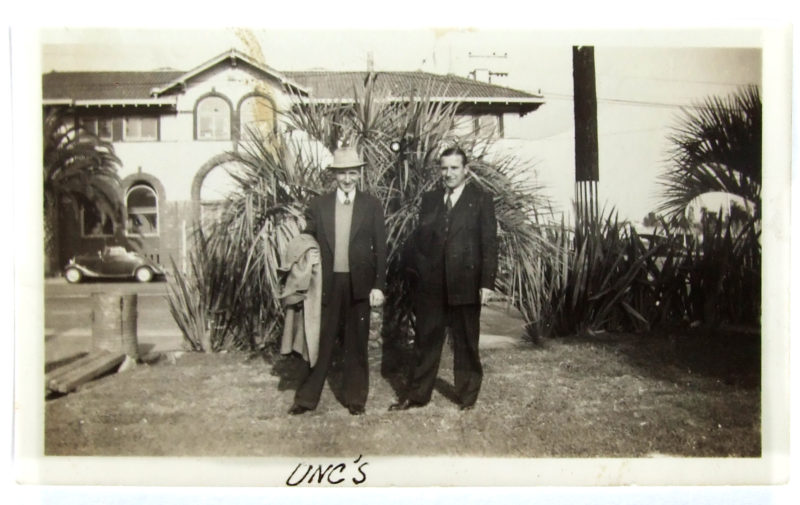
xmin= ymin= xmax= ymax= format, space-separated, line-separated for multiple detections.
xmin=439 ymin=146 xmax=468 ymax=166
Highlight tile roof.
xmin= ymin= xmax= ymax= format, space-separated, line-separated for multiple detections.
xmin=284 ymin=71 xmax=542 ymax=101
xmin=43 ymin=71 xmax=184 ymax=101
xmin=42 ymin=68 xmax=544 ymax=111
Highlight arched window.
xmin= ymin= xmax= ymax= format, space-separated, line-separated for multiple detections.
xmin=239 ymin=95 xmax=276 ymax=140
xmin=196 ymin=96 xmax=231 ymax=140
xmin=126 ymin=184 xmax=159 ymax=236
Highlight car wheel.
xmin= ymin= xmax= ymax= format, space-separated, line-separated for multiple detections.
xmin=134 ymin=267 xmax=154 ymax=283
xmin=64 ymin=267 xmax=83 ymax=284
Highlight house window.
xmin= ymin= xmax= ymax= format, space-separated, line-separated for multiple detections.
xmin=126 ymin=185 xmax=159 ymax=236
xmin=124 ymin=117 xmax=158 ymax=141
xmin=239 ymin=95 xmax=275 ymax=140
xmin=81 ymin=203 xmax=114 ymax=237
xmin=451 ymin=114 xmax=475 ymax=137
xmin=197 ymin=96 xmax=231 ymax=140
xmin=477 ymin=114 xmax=502 ymax=139
xmin=79 ymin=117 xmax=114 ymax=141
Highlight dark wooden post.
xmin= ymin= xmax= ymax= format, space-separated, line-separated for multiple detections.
xmin=572 ymin=46 xmax=599 ymax=223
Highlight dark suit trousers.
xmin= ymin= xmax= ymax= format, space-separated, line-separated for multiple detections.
xmin=407 ymin=295 xmax=483 ymax=407
xmin=294 ymin=273 xmax=370 ymax=410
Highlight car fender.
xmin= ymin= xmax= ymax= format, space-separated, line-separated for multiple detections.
xmin=65 ymin=262 xmax=101 ymax=278
xmin=129 ymin=261 xmax=163 ymax=277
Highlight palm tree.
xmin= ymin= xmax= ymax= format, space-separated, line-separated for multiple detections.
xmin=659 ymin=85 xmax=761 ymax=222
xmin=658 ymin=86 xmax=762 ymax=327
xmin=43 ymin=107 xmax=123 ymax=276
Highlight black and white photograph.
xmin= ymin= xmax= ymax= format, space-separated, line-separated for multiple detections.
xmin=8 ymin=14 xmax=794 ymax=497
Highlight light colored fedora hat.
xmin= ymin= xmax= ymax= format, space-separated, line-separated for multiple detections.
xmin=327 ymin=146 xmax=366 ymax=170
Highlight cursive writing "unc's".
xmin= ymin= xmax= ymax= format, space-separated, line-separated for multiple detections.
xmin=286 ymin=455 xmax=368 ymax=486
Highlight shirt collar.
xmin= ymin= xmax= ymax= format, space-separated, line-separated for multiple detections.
xmin=445 ymin=181 xmax=467 ymax=204
xmin=336 ymin=188 xmax=356 ymax=204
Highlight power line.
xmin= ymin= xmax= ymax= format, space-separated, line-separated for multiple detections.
xmin=597 ymin=75 xmax=759 ymax=87
xmin=541 ymin=92 xmax=739 ymax=110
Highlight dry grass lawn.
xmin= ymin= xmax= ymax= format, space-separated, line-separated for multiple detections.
xmin=45 ymin=326 xmax=760 ymax=458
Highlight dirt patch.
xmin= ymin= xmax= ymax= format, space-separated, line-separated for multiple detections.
xmin=45 ymin=329 xmax=760 ymax=458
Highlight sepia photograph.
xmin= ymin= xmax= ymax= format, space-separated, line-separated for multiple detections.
xmin=10 ymin=18 xmax=793 ymax=492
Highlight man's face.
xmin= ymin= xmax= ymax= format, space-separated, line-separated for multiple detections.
xmin=335 ymin=168 xmax=360 ymax=193
xmin=440 ymin=154 xmax=469 ymax=189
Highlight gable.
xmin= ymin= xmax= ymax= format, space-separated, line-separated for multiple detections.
xmin=150 ymin=49 xmax=308 ymax=98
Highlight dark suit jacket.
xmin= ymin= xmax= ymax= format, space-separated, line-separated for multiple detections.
xmin=305 ymin=190 xmax=387 ymax=305
xmin=409 ymin=183 xmax=497 ymax=305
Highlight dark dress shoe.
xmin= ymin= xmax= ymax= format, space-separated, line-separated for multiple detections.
xmin=288 ymin=404 xmax=312 ymax=415
xmin=348 ymin=406 xmax=365 ymax=416
xmin=388 ymin=399 xmax=427 ymax=411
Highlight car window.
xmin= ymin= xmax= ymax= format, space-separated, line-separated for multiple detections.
xmin=106 ymin=246 xmax=128 ymax=257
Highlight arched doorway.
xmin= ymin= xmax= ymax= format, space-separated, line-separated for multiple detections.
xmin=190 ymin=153 xmax=241 ymax=232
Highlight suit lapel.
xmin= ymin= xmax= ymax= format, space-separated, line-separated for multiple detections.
xmin=320 ymin=192 xmax=336 ymax=253
xmin=447 ymin=183 xmax=474 ymax=237
xmin=349 ymin=190 xmax=367 ymax=243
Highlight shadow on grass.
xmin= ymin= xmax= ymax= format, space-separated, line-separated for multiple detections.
xmin=270 ymin=353 xmax=308 ymax=392
xmin=380 ymin=336 xmax=413 ymax=401
xmin=568 ymin=324 xmax=761 ymax=389
xmin=433 ymin=378 xmax=460 ymax=404
xmin=267 ymin=344 xmax=358 ymax=410
xmin=45 ymin=352 xmax=89 ymax=374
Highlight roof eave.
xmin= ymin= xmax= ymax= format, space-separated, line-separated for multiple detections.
xmin=43 ymin=98 xmax=178 ymax=107
xmin=151 ymin=49 xmax=309 ymax=97
xmin=296 ymin=96 xmax=545 ymax=106
xmin=43 ymin=98 xmax=73 ymax=106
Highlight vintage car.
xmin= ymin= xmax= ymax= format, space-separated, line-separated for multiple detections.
xmin=64 ymin=246 xmax=164 ymax=283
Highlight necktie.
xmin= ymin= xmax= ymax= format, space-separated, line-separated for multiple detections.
xmin=344 ymin=192 xmax=351 ymax=205
xmin=445 ymin=189 xmax=453 ymax=212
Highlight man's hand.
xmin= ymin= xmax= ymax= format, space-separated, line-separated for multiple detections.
xmin=480 ymin=288 xmax=493 ymax=306
xmin=369 ymin=289 xmax=385 ymax=308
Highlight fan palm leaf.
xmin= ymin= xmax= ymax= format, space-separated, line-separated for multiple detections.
xmin=659 ymin=85 xmax=761 ymax=220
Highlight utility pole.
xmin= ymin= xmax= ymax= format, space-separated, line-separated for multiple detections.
xmin=572 ymin=45 xmax=599 ymax=223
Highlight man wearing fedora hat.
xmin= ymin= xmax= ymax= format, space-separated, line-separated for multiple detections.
xmin=289 ymin=146 xmax=387 ymax=416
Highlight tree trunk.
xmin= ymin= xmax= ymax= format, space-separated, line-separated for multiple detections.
xmin=43 ymin=194 xmax=60 ymax=277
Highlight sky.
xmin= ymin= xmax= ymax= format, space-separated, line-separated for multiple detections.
xmin=38 ymin=27 xmax=763 ymax=221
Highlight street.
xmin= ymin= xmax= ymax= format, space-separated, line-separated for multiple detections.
xmin=43 ymin=278 xmax=526 ymax=366
xmin=45 ymin=278 xmax=184 ymax=364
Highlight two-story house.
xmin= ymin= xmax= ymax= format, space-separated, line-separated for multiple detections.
xmin=42 ymin=49 xmax=544 ymax=272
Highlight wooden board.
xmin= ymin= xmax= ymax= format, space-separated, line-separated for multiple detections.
xmin=46 ymin=351 xmax=126 ymax=394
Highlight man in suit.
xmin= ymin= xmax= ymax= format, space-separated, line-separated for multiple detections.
xmin=391 ymin=146 xmax=497 ymax=412
xmin=289 ymin=146 xmax=387 ymax=416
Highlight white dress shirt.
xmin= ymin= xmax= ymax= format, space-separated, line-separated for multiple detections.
xmin=444 ymin=181 xmax=466 ymax=207
xmin=337 ymin=188 xmax=355 ymax=205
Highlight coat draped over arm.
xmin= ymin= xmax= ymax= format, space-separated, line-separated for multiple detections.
xmin=277 ymin=233 xmax=322 ymax=367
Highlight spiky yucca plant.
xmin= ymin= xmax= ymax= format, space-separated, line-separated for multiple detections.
xmin=166 ymin=130 xmax=324 ymax=351
xmin=539 ymin=208 xmax=662 ymax=336
xmin=167 ymin=77 xmax=556 ymax=351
